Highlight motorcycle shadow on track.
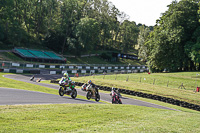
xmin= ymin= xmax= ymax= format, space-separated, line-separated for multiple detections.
xmin=120 ymin=97 xmax=128 ymax=99
xmin=60 ymin=96 xmax=103 ymax=103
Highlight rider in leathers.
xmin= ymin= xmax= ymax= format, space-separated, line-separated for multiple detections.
xmin=59 ymin=72 xmax=71 ymax=90
xmin=87 ymin=80 xmax=98 ymax=94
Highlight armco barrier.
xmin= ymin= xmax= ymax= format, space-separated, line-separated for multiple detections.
xmin=49 ymin=80 xmax=200 ymax=111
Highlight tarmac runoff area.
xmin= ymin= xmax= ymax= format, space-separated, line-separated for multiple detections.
xmin=2 ymin=74 xmax=178 ymax=111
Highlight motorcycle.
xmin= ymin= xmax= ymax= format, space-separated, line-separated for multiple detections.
xmin=111 ymin=91 xmax=122 ymax=104
xmin=86 ymin=84 xmax=100 ymax=102
xmin=58 ymin=80 xmax=77 ymax=99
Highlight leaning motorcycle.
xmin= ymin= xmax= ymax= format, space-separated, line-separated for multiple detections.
xmin=58 ymin=80 xmax=77 ymax=99
xmin=111 ymin=91 xmax=122 ymax=104
xmin=86 ymin=85 xmax=100 ymax=102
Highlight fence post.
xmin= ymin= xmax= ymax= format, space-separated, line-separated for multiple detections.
xmin=153 ymin=79 xmax=156 ymax=85
xmin=126 ymin=76 xmax=129 ymax=82
xmin=178 ymin=83 xmax=186 ymax=90
xmin=167 ymin=80 xmax=169 ymax=87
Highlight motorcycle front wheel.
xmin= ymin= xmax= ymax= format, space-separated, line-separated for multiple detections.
xmin=59 ymin=87 xmax=64 ymax=96
xmin=86 ymin=91 xmax=92 ymax=100
xmin=71 ymin=89 xmax=77 ymax=99
xmin=112 ymin=97 xmax=116 ymax=104
xmin=95 ymin=94 xmax=100 ymax=102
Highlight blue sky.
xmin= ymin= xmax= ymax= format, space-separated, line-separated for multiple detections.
xmin=108 ymin=0 xmax=178 ymax=26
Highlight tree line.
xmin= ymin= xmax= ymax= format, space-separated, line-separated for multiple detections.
xmin=0 ymin=0 xmax=147 ymax=56
xmin=1 ymin=0 xmax=200 ymax=72
xmin=138 ymin=0 xmax=200 ymax=72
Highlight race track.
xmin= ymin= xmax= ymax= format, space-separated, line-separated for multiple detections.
xmin=0 ymin=87 xmax=98 ymax=105
xmin=2 ymin=74 xmax=177 ymax=111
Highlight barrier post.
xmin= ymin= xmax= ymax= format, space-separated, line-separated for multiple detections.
xmin=126 ymin=76 xmax=129 ymax=82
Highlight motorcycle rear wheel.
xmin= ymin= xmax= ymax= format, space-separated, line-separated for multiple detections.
xmin=118 ymin=99 xmax=122 ymax=104
xmin=71 ymin=89 xmax=77 ymax=99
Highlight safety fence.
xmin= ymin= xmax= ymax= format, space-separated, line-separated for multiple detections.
xmin=0 ymin=61 xmax=148 ymax=74
xmin=50 ymin=80 xmax=200 ymax=112
xmin=0 ymin=68 xmax=146 ymax=75
xmin=0 ymin=61 xmax=147 ymax=69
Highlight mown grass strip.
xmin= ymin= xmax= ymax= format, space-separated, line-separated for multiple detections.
xmin=0 ymin=104 xmax=200 ymax=132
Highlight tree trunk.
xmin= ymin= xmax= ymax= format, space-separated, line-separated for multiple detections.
xmin=190 ymin=60 xmax=195 ymax=71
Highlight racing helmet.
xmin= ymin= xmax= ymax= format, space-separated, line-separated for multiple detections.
xmin=88 ymin=80 xmax=92 ymax=84
xmin=63 ymin=72 xmax=68 ymax=77
xmin=112 ymin=87 xmax=116 ymax=91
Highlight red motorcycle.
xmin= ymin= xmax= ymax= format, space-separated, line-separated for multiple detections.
xmin=110 ymin=91 xmax=122 ymax=104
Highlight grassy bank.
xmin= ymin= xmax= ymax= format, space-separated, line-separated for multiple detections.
xmin=0 ymin=51 xmax=144 ymax=65
xmin=0 ymin=104 xmax=200 ymax=133
xmin=71 ymin=72 xmax=200 ymax=105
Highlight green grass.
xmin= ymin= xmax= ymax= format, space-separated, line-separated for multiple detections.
xmin=0 ymin=104 xmax=200 ymax=133
xmin=0 ymin=73 xmax=58 ymax=95
xmin=71 ymin=72 xmax=200 ymax=105
xmin=0 ymin=52 xmax=24 ymax=61
xmin=1 ymin=73 xmax=200 ymax=132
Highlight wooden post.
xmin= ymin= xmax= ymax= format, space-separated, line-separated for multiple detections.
xmin=126 ymin=76 xmax=129 ymax=82
xmin=167 ymin=80 xmax=169 ymax=87
xmin=178 ymin=83 xmax=186 ymax=90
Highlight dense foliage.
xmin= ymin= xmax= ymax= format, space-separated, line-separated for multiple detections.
xmin=1 ymin=0 xmax=200 ymax=72
xmin=0 ymin=0 xmax=142 ymax=55
xmin=138 ymin=0 xmax=200 ymax=72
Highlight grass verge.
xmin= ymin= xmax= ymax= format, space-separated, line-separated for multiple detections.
xmin=0 ymin=104 xmax=200 ymax=132
xmin=1 ymin=73 xmax=200 ymax=132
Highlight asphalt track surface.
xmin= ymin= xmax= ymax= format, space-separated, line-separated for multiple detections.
xmin=2 ymin=74 xmax=177 ymax=111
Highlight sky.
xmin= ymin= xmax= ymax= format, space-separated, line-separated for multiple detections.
xmin=108 ymin=0 xmax=177 ymax=26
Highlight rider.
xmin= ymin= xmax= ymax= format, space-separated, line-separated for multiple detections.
xmin=110 ymin=87 xmax=116 ymax=96
xmin=87 ymin=80 xmax=98 ymax=94
xmin=110 ymin=87 xmax=121 ymax=97
xmin=59 ymin=72 xmax=72 ymax=90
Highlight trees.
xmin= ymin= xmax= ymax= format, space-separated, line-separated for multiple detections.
xmin=120 ymin=20 xmax=139 ymax=53
xmin=76 ymin=17 xmax=100 ymax=54
xmin=0 ymin=0 xmax=140 ymax=57
xmin=146 ymin=0 xmax=199 ymax=72
xmin=138 ymin=25 xmax=151 ymax=62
